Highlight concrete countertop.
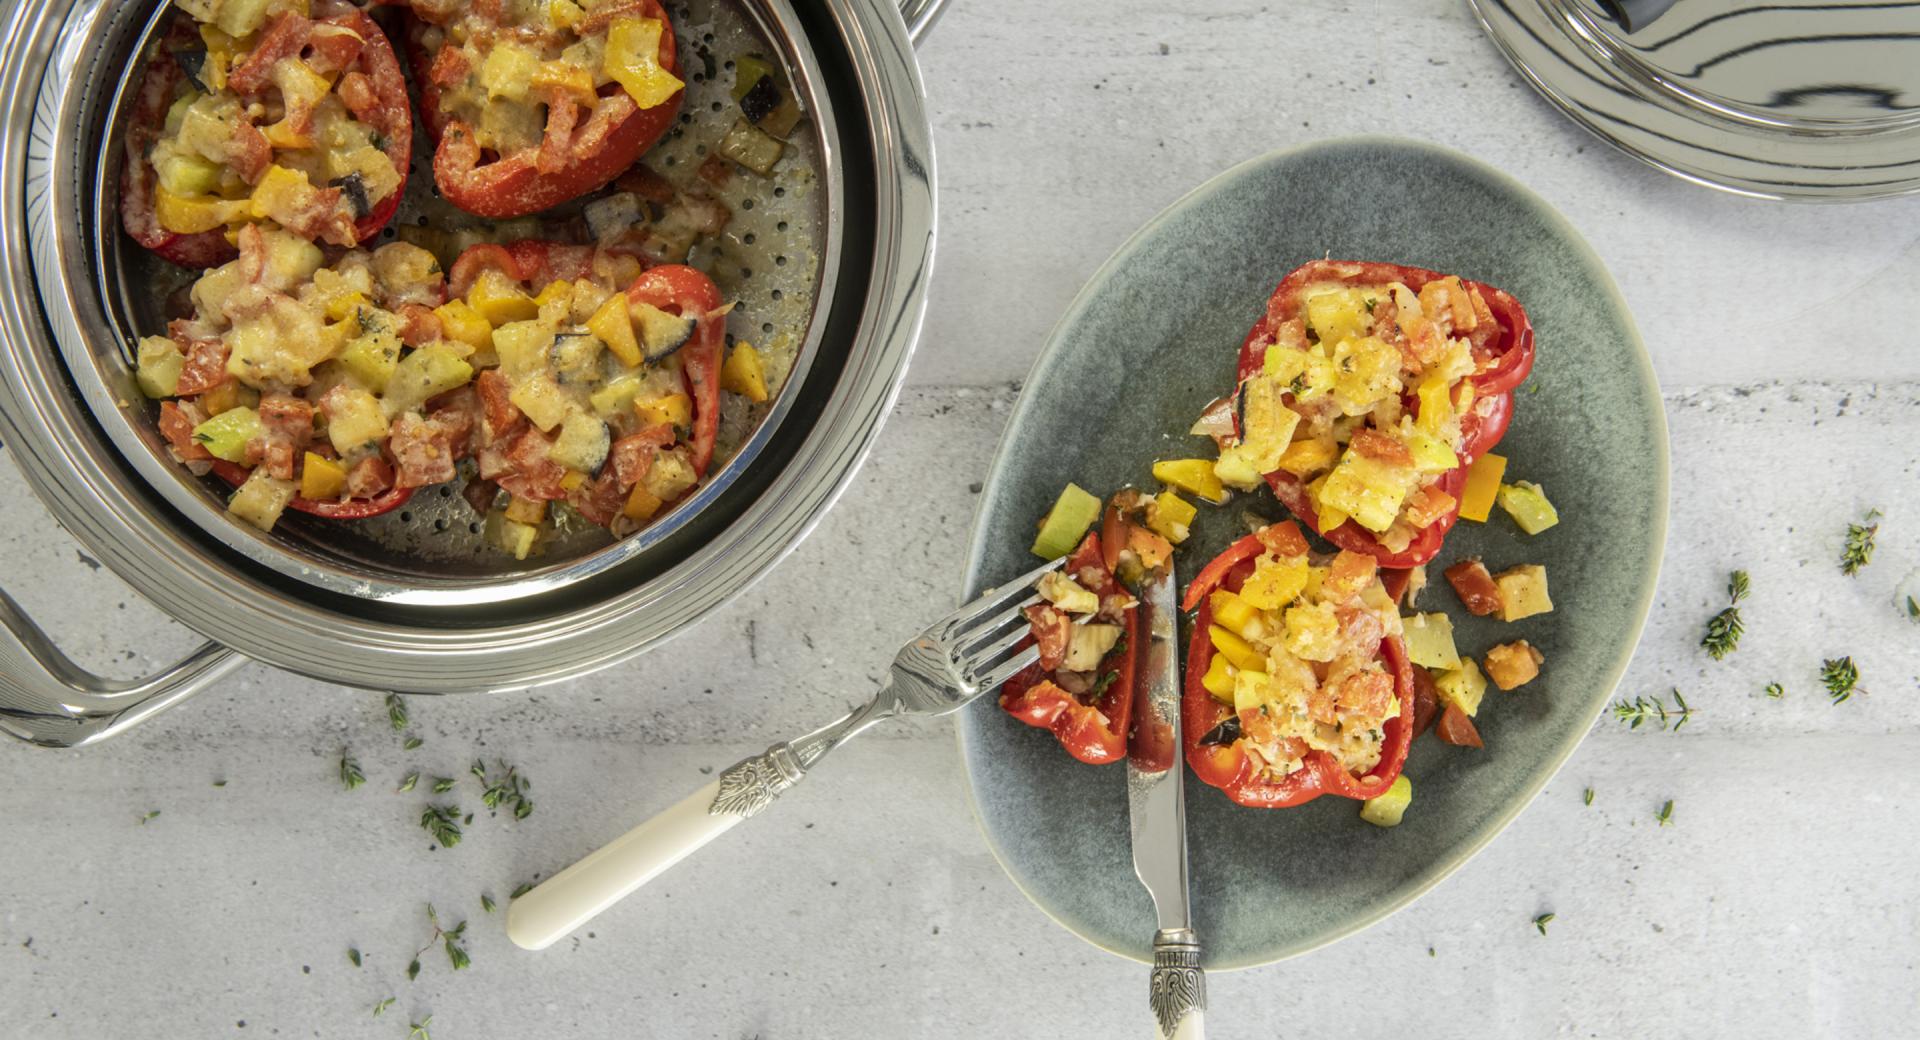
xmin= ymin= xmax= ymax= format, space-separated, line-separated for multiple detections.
xmin=5 ymin=1 xmax=1919 ymax=1037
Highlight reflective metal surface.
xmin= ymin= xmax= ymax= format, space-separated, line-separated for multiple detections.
xmin=0 ymin=0 xmax=937 ymax=721
xmin=1469 ymin=0 xmax=1920 ymax=200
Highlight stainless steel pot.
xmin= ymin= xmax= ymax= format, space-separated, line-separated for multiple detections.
xmin=0 ymin=0 xmax=946 ymax=746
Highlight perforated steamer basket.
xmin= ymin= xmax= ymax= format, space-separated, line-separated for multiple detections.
xmin=0 ymin=0 xmax=947 ymax=746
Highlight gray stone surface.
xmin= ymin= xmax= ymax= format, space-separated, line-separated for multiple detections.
xmin=5 ymin=1 xmax=1920 ymax=1036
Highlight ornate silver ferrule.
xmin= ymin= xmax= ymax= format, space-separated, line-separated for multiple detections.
xmin=708 ymin=694 xmax=895 ymax=819
xmin=1150 ymin=928 xmax=1205 ymax=1036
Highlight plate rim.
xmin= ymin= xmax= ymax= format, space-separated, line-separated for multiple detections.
xmin=953 ymin=134 xmax=1671 ymax=970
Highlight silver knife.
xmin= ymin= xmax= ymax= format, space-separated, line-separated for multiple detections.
xmin=1128 ymin=562 xmax=1206 ymax=1040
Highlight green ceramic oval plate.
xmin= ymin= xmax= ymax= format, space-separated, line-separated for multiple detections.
xmin=957 ymin=136 xmax=1667 ymax=969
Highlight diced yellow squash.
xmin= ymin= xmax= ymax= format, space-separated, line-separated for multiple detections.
xmin=1458 ymin=451 xmax=1506 ymax=522
xmin=299 ymin=452 xmax=346 ymax=501
xmin=635 ymin=392 xmax=692 ymax=428
xmin=1239 ymin=555 xmax=1309 ymax=610
xmin=722 ymin=343 xmax=770 ymax=402
xmin=1153 ymin=459 xmax=1228 ymax=504
xmin=490 ymin=319 xmax=555 ymax=381
xmin=533 ymin=279 xmax=573 ymax=311
xmin=587 ymin=292 xmax=642 ymax=367
xmin=1237 ymin=374 xmax=1300 ymax=471
xmin=1208 ymin=625 xmax=1265 ymax=672
xmin=156 ymin=154 xmax=222 ymax=197
xmin=480 ymin=40 xmax=541 ymax=102
xmin=1330 ymin=336 xmax=1402 ymax=411
xmin=546 ymin=0 xmax=585 ymax=29
xmin=1483 ymin=640 xmax=1544 ymax=691
xmin=382 ymin=345 xmax=473 ymax=417
xmin=1497 ymin=481 xmax=1560 ymax=535
xmin=1360 ymin=774 xmax=1412 ymax=827
xmin=1317 ymin=452 xmax=1410 ymax=533
xmin=1401 ymin=612 xmax=1462 ymax=670
xmin=489 ymin=515 xmax=541 ymax=560
xmin=248 ymin=164 xmax=322 ymax=225
xmin=505 ymin=495 xmax=548 ymax=525
xmin=530 ymin=60 xmax=596 ymax=103
xmin=136 ymin=337 xmax=185 ymax=398
xmin=1435 ymin=659 xmax=1488 ymax=717
xmin=641 ymin=449 xmax=699 ymax=502
xmin=1233 ymin=669 xmax=1277 ymax=716
xmin=1282 ymin=602 xmax=1340 ymax=662
xmin=1146 ymin=491 xmax=1196 ymax=543
xmin=197 ymin=381 xmax=253 ymax=419
xmin=1416 ymin=372 xmax=1452 ymax=433
xmin=624 ymin=481 xmax=665 ymax=521
xmin=336 ymin=324 xmax=402 ymax=393
xmin=604 ymin=17 xmax=685 ymax=109
xmin=1276 ymin=437 xmax=1338 ymax=478
xmin=1403 ymin=430 xmax=1459 ymax=473
xmin=227 ymin=470 xmax=296 ymax=532
xmin=324 ymin=387 xmax=388 ymax=454
xmin=1307 ymin=475 xmax=1349 ymax=534
xmin=468 ymin=269 xmax=540 ymax=326
xmin=509 ymin=375 xmax=571 ymax=432
xmin=155 ymin=185 xmax=250 ymax=234
xmin=1493 ymin=564 xmax=1553 ymax=622
xmin=1201 ymin=652 xmax=1237 ymax=703
xmin=1212 ymin=447 xmax=1263 ymax=492
xmin=1303 ymin=288 xmax=1372 ymax=347
xmin=258 ymin=229 xmax=324 ymax=291
xmin=1208 ymin=590 xmax=1258 ymax=638
xmin=434 ymin=299 xmax=492 ymax=350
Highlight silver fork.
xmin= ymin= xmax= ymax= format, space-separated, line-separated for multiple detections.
xmin=506 ymin=555 xmax=1063 ymax=951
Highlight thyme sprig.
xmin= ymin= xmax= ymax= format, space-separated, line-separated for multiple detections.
xmin=474 ymin=760 xmax=534 ymax=819
xmin=420 ymin=804 xmax=463 ymax=848
xmin=397 ymin=772 xmax=420 ymax=794
xmin=1701 ymin=570 xmax=1748 ymax=660
xmin=373 ymin=997 xmax=395 ymax=1018
xmin=409 ymin=1015 xmax=433 ymax=1040
xmin=1764 ymin=682 xmax=1784 ymax=699
xmin=1656 ymin=800 xmax=1674 ymax=827
xmin=408 ymin=905 xmax=470 ymax=981
xmin=1841 ymin=511 xmax=1879 ymax=576
xmin=340 ymin=752 xmax=366 ymax=791
xmin=1611 ymin=689 xmax=1693 ymax=731
xmin=386 ymin=694 xmax=408 ymax=732
xmin=1822 ymin=657 xmax=1861 ymax=704
xmin=1533 ymin=913 xmax=1555 ymax=936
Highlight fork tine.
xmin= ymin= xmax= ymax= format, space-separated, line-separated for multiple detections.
xmin=975 ymin=646 xmax=1041 ymax=691
xmin=933 ymin=556 xmax=1063 ymax=635
xmin=961 ymin=622 xmax=1032 ymax=672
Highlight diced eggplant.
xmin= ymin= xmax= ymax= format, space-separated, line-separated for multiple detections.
xmin=583 ymin=192 xmax=644 ymax=242
xmin=633 ymin=303 xmax=697 ymax=363
xmin=1197 ymin=715 xmax=1242 ymax=747
xmin=548 ymin=332 xmax=605 ymax=385
xmin=331 ymin=172 xmax=371 ymax=220
xmin=174 ymin=47 xmax=210 ymax=93
xmin=738 ymin=75 xmax=781 ymax=125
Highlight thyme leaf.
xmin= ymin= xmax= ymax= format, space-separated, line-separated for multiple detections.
xmin=1656 ymin=800 xmax=1674 ymax=827
xmin=340 ymin=752 xmax=366 ymax=791
xmin=1611 ymin=689 xmax=1693 ymax=731
xmin=1534 ymin=913 xmax=1555 ymax=936
xmin=386 ymin=694 xmax=408 ymax=732
xmin=1701 ymin=570 xmax=1748 ymax=660
xmin=1822 ymin=657 xmax=1860 ymax=703
xmin=1841 ymin=511 xmax=1879 ymax=576
xmin=420 ymin=804 xmax=462 ymax=848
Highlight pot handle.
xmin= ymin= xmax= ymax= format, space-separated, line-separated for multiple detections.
xmin=899 ymin=0 xmax=950 ymax=44
xmin=0 ymin=585 xmax=245 ymax=748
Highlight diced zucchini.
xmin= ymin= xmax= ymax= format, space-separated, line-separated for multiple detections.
xmin=1282 ymin=602 xmax=1340 ymax=662
xmin=324 ymin=387 xmax=388 ymax=455
xmin=587 ymin=293 xmax=642 ymax=367
xmin=1359 ymin=774 xmax=1412 ymax=828
xmin=1400 ymin=612 xmax=1462 ymax=670
xmin=157 ymin=155 xmax=222 ymax=197
xmin=635 ymin=392 xmax=692 ymax=428
xmin=1036 ymin=572 xmax=1099 ymax=615
xmin=1235 ymin=374 xmax=1300 ymax=471
xmin=1153 ymin=459 xmax=1228 ymax=504
xmin=136 ymin=337 xmax=185 ymax=398
xmin=191 ymin=406 xmax=263 ymax=463
xmin=509 ymin=374 xmax=571 ymax=433
xmin=1457 ymin=452 xmax=1507 ymax=522
xmin=632 ymin=302 xmax=697 ymax=363
xmin=1493 ymin=564 xmax=1553 ymax=622
xmin=1062 ymin=623 xmax=1122 ymax=672
xmin=1212 ymin=448 xmax=1263 ymax=492
xmin=491 ymin=319 xmax=556 ymax=380
xmin=1317 ymin=452 xmax=1410 ymax=533
xmin=722 ymin=342 xmax=769 ymax=402
xmin=604 ymin=17 xmax=684 ymax=108
xmin=1497 ymin=481 xmax=1559 ymax=535
xmin=732 ymin=55 xmax=803 ymax=138
xmin=1029 ymin=483 xmax=1102 ymax=561
xmin=716 ymin=118 xmax=785 ymax=176
xmin=549 ymin=332 xmax=606 ymax=386
xmin=1330 ymin=336 xmax=1401 ymax=412
xmin=480 ymin=40 xmax=540 ymax=102
xmin=641 ymin=448 xmax=698 ymax=502
xmin=1435 ymin=659 xmax=1488 ymax=717
xmin=1403 ymin=430 xmax=1459 ymax=473
xmin=336 ymin=319 xmax=403 ymax=393
xmin=382 ymin=345 xmax=474 ymax=417
xmin=299 ymin=452 xmax=346 ymax=501
xmin=1303 ymin=288 xmax=1372 ymax=348
xmin=589 ymin=372 xmax=648 ymax=418
xmin=1208 ymin=624 xmax=1265 ymax=672
xmin=227 ymin=469 xmax=296 ymax=531
xmin=547 ymin=412 xmax=611 ymax=472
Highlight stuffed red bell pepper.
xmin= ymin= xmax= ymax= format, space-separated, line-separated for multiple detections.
xmin=121 ymin=6 xmax=412 ymax=268
xmin=1181 ymin=521 xmax=1416 ymax=808
xmin=445 ymin=240 xmax=729 ymax=556
xmin=1205 ymin=260 xmax=1534 ymax=568
xmin=403 ymin=0 xmax=685 ymax=218
xmin=143 ymin=225 xmax=459 ymax=530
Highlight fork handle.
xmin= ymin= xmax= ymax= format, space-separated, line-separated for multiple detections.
xmin=508 ymin=698 xmax=892 ymax=950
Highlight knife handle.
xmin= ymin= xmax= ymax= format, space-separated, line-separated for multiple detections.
xmin=1150 ymin=929 xmax=1206 ymax=1040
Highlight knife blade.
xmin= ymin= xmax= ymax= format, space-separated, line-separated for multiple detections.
xmin=1127 ymin=562 xmax=1206 ymax=1039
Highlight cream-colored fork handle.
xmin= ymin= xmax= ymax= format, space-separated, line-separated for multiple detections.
xmin=508 ymin=778 xmax=739 ymax=951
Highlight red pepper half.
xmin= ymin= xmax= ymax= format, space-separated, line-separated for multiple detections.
xmin=1180 ymin=527 xmax=1416 ymax=808
xmin=119 ymin=11 xmax=412 ymax=268
xmin=209 ymin=459 xmax=414 ymax=520
xmin=405 ymin=0 xmax=684 ymax=218
xmin=1235 ymin=260 xmax=1535 ymax=568
xmin=999 ymin=533 xmax=1139 ymax=765
xmin=447 ymin=242 xmax=725 ymax=478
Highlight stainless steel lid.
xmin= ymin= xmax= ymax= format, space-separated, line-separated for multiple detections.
xmin=0 ymin=0 xmax=935 ymax=694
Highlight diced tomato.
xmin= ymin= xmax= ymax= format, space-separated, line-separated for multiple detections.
xmin=157 ymin=400 xmax=211 ymax=461
xmin=173 ymin=340 xmax=231 ymax=396
xmin=1435 ymin=704 xmax=1483 ymax=748
xmin=1022 ymin=603 xmax=1073 ymax=673
xmin=1444 ymin=558 xmax=1503 ymax=617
